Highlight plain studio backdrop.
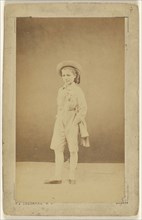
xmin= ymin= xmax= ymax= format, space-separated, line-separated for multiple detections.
xmin=16 ymin=18 xmax=124 ymax=163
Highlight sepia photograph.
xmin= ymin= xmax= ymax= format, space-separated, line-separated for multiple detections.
xmin=16 ymin=17 xmax=125 ymax=203
xmin=3 ymin=2 xmax=139 ymax=216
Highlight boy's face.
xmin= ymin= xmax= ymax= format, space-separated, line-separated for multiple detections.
xmin=61 ymin=68 xmax=76 ymax=85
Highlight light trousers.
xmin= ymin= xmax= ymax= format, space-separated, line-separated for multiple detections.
xmin=55 ymin=150 xmax=78 ymax=180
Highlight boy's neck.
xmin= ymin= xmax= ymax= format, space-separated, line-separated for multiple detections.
xmin=64 ymin=82 xmax=75 ymax=88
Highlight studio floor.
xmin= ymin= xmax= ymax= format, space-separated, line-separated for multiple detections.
xmin=16 ymin=162 xmax=124 ymax=203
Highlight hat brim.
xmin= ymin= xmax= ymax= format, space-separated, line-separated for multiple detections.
xmin=57 ymin=60 xmax=82 ymax=76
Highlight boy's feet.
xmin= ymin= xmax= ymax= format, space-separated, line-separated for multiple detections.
xmin=68 ymin=179 xmax=76 ymax=184
xmin=44 ymin=180 xmax=62 ymax=184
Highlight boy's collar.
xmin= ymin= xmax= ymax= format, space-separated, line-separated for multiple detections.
xmin=63 ymin=82 xmax=75 ymax=89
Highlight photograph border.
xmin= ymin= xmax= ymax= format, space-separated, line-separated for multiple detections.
xmin=3 ymin=2 xmax=139 ymax=216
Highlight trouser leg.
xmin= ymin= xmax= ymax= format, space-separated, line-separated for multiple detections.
xmin=54 ymin=150 xmax=64 ymax=180
xmin=69 ymin=152 xmax=78 ymax=180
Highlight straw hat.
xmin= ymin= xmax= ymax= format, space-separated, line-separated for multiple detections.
xmin=57 ymin=60 xmax=82 ymax=76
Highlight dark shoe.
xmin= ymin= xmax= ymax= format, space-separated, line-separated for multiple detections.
xmin=69 ymin=179 xmax=76 ymax=184
xmin=44 ymin=180 xmax=62 ymax=184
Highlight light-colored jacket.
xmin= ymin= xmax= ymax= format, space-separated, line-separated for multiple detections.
xmin=57 ymin=82 xmax=90 ymax=147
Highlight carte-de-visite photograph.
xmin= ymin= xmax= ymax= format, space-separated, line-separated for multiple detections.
xmin=3 ymin=2 xmax=139 ymax=217
xmin=16 ymin=17 xmax=125 ymax=203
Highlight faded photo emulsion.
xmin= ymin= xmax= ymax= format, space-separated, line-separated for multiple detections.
xmin=16 ymin=17 xmax=125 ymax=203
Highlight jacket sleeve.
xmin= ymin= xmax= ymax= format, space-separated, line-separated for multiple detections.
xmin=74 ymin=88 xmax=87 ymax=124
xmin=56 ymin=88 xmax=63 ymax=117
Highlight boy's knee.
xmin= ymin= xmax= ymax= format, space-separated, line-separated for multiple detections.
xmin=54 ymin=149 xmax=64 ymax=154
xmin=70 ymin=151 xmax=78 ymax=156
